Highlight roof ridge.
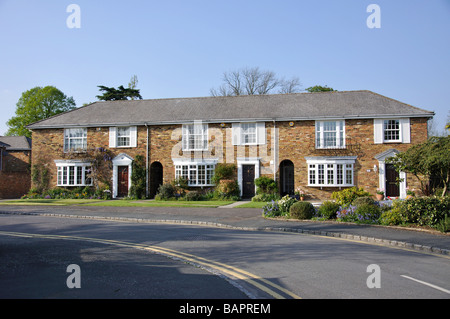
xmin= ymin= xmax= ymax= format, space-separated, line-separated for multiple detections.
xmin=94 ymin=89 xmax=373 ymax=103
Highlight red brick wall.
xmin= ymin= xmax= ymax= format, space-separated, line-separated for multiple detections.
xmin=30 ymin=117 xmax=429 ymax=199
xmin=0 ymin=150 xmax=31 ymax=198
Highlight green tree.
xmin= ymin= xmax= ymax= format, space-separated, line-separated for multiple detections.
xmin=96 ymin=85 xmax=142 ymax=101
xmin=6 ymin=86 xmax=76 ymax=138
xmin=387 ymin=135 xmax=450 ymax=197
xmin=305 ymin=85 xmax=335 ymax=92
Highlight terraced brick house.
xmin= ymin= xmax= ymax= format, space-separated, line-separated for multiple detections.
xmin=27 ymin=90 xmax=434 ymax=200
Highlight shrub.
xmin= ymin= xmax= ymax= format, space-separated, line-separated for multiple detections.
xmin=262 ymin=200 xmax=282 ymax=218
xmin=185 ymin=191 xmax=203 ymax=201
xmin=212 ymin=164 xmax=236 ymax=184
xmin=352 ymin=196 xmax=375 ymax=207
xmin=336 ymin=205 xmax=357 ymax=222
xmin=251 ymin=193 xmax=280 ymax=202
xmin=278 ymin=195 xmax=297 ymax=214
xmin=156 ymin=183 xmax=177 ymax=200
xmin=400 ymin=196 xmax=450 ymax=227
xmin=332 ymin=187 xmax=371 ymax=207
xmin=353 ymin=203 xmax=381 ymax=224
xmin=216 ymin=179 xmax=240 ymax=199
xmin=44 ymin=187 xmax=71 ymax=199
xmin=380 ymin=208 xmax=403 ymax=226
xmin=436 ymin=215 xmax=450 ymax=233
xmin=254 ymin=176 xmax=278 ymax=195
xmin=317 ymin=201 xmax=340 ymax=219
xmin=130 ymin=155 xmax=146 ymax=199
xmin=290 ymin=201 xmax=315 ymax=219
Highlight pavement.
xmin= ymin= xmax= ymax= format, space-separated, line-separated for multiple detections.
xmin=0 ymin=202 xmax=449 ymax=256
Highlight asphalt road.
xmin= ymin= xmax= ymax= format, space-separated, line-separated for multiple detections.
xmin=0 ymin=213 xmax=449 ymax=300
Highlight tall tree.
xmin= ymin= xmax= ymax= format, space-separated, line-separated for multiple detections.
xmin=305 ymin=85 xmax=335 ymax=92
xmin=6 ymin=86 xmax=76 ymax=138
xmin=210 ymin=67 xmax=301 ymax=96
xmin=96 ymin=85 xmax=142 ymax=101
xmin=128 ymin=75 xmax=139 ymax=100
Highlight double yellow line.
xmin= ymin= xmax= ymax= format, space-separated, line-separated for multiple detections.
xmin=0 ymin=230 xmax=301 ymax=299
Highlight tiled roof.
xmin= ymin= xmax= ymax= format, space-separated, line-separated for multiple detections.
xmin=27 ymin=90 xmax=434 ymax=129
xmin=0 ymin=136 xmax=32 ymax=150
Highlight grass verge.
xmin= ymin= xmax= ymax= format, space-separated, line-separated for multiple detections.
xmin=0 ymin=199 xmax=235 ymax=208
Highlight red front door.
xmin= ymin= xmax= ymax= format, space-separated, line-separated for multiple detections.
xmin=118 ymin=166 xmax=129 ymax=197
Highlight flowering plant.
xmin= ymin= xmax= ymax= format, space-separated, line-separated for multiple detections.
xmin=295 ymin=186 xmax=306 ymax=197
xmin=262 ymin=200 xmax=281 ymax=218
xmin=278 ymin=195 xmax=297 ymax=214
xmin=376 ymin=188 xmax=384 ymax=195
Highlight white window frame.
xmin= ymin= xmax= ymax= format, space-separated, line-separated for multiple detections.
xmin=374 ymin=118 xmax=410 ymax=144
xmin=117 ymin=127 xmax=131 ymax=147
xmin=55 ymin=160 xmax=92 ymax=187
xmin=182 ymin=123 xmax=208 ymax=151
xmin=306 ymin=157 xmax=356 ymax=187
xmin=315 ymin=120 xmax=345 ymax=149
xmin=383 ymin=119 xmax=401 ymax=142
xmin=232 ymin=122 xmax=266 ymax=145
xmin=174 ymin=159 xmax=216 ymax=187
xmin=64 ymin=128 xmax=87 ymax=152
xmin=241 ymin=122 xmax=257 ymax=145
xmin=109 ymin=126 xmax=137 ymax=148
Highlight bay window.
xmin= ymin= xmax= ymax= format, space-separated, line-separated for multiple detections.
xmin=55 ymin=161 xmax=92 ymax=186
xmin=306 ymin=157 xmax=356 ymax=187
xmin=174 ymin=160 xmax=216 ymax=186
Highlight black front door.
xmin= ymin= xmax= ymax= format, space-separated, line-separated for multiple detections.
xmin=242 ymin=165 xmax=255 ymax=198
xmin=385 ymin=164 xmax=400 ymax=197
xmin=280 ymin=160 xmax=294 ymax=196
xmin=149 ymin=162 xmax=163 ymax=199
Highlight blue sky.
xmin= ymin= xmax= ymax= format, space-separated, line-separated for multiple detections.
xmin=0 ymin=0 xmax=449 ymax=135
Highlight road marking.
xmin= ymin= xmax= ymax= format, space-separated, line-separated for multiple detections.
xmin=400 ymin=275 xmax=450 ymax=295
xmin=310 ymin=233 xmax=450 ymax=260
xmin=0 ymin=230 xmax=301 ymax=299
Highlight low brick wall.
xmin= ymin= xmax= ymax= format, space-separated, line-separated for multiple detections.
xmin=0 ymin=171 xmax=31 ymax=199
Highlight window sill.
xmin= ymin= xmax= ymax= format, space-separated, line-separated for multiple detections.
xmin=315 ymin=146 xmax=347 ymax=150
xmin=63 ymin=150 xmax=87 ymax=154
xmin=182 ymin=149 xmax=209 ymax=152
xmin=57 ymin=184 xmax=93 ymax=187
xmin=308 ymin=184 xmax=354 ymax=188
